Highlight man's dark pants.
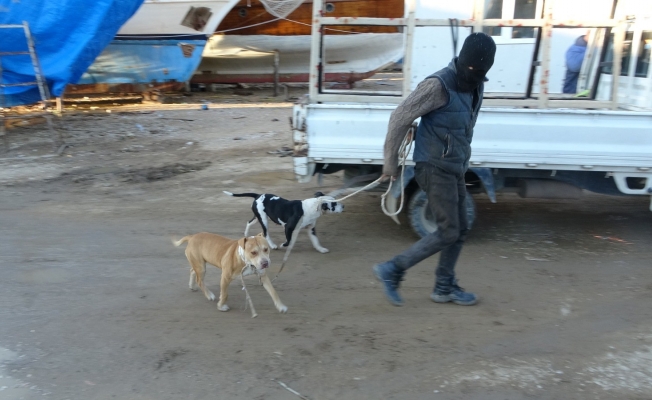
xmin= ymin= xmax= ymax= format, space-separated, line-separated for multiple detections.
xmin=391 ymin=162 xmax=469 ymax=293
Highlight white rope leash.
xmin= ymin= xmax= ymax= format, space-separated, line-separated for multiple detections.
xmin=271 ymin=131 xmax=413 ymax=283
xmin=271 ymin=216 xmax=303 ymax=283
xmin=240 ymin=267 xmax=258 ymax=318
xmin=237 ymin=251 xmax=259 ymax=318
xmin=327 ymin=129 xmax=413 ymax=217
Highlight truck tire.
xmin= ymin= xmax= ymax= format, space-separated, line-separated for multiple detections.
xmin=407 ymin=189 xmax=476 ymax=238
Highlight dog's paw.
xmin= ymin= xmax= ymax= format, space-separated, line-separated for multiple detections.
xmin=316 ymin=247 xmax=330 ymax=254
xmin=270 ymin=244 xmax=279 ymax=250
xmin=277 ymin=304 xmax=288 ymax=314
xmin=206 ymin=291 xmax=216 ymax=301
xmin=218 ymin=304 xmax=230 ymax=312
xmin=189 ymin=287 xmax=198 ymax=292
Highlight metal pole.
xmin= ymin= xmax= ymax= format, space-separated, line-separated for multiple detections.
xmin=402 ymin=0 xmax=416 ymax=96
xmin=308 ymin=0 xmax=324 ymax=100
xmin=22 ymin=21 xmax=50 ymax=105
xmin=526 ymin=0 xmax=545 ymax=99
xmin=647 ymin=39 xmax=652 ymax=109
xmin=0 ymin=115 xmax=7 ymax=152
xmin=590 ymin=0 xmax=619 ymax=100
xmin=610 ymin=19 xmax=625 ymax=109
xmin=537 ymin=0 xmax=554 ymax=108
xmin=273 ymin=50 xmax=279 ymax=97
xmin=579 ymin=28 xmax=599 ymax=92
xmin=22 ymin=21 xmax=62 ymax=148
xmin=472 ymin=0 xmax=485 ymax=34
xmin=0 ymin=45 xmax=4 ymax=108
xmin=1 ymin=51 xmax=7 ymax=151
xmin=625 ymin=24 xmax=641 ymax=104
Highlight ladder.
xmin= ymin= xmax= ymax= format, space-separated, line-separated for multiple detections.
xmin=0 ymin=21 xmax=62 ymax=153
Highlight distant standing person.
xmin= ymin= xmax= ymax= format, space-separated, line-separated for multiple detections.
xmin=563 ymin=32 xmax=589 ymax=94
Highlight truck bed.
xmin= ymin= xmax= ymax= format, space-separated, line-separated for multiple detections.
xmin=294 ymin=104 xmax=652 ymax=173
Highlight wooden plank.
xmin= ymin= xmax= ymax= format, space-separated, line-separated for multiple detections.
xmin=315 ymin=18 xmax=619 ymax=28
xmin=216 ymin=0 xmax=404 ymax=36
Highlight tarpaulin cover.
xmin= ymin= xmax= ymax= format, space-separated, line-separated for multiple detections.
xmin=0 ymin=0 xmax=144 ymax=107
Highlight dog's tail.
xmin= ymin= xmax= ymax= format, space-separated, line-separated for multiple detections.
xmin=172 ymin=235 xmax=192 ymax=247
xmin=223 ymin=191 xmax=260 ymax=199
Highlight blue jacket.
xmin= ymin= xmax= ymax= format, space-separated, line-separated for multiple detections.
xmin=413 ymin=59 xmax=484 ymax=177
xmin=566 ymin=35 xmax=588 ymax=73
xmin=563 ymin=36 xmax=587 ymax=93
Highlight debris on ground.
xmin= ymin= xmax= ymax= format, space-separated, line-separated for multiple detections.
xmin=268 ymin=146 xmax=293 ymax=157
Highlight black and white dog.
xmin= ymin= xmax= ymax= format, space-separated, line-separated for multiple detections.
xmin=223 ymin=191 xmax=344 ymax=253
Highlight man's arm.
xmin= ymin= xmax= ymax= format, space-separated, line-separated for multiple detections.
xmin=383 ymin=78 xmax=448 ymax=177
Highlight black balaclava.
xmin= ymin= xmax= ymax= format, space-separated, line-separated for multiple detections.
xmin=456 ymin=32 xmax=497 ymax=92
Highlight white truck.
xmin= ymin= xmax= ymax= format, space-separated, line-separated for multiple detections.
xmin=290 ymin=0 xmax=652 ymax=237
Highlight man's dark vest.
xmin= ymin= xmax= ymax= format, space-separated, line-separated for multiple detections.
xmin=413 ymin=59 xmax=484 ymax=177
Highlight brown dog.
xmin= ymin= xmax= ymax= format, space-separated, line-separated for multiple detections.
xmin=173 ymin=232 xmax=287 ymax=314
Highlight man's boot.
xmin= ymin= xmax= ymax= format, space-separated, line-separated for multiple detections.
xmin=373 ymin=262 xmax=405 ymax=306
xmin=431 ymin=278 xmax=477 ymax=306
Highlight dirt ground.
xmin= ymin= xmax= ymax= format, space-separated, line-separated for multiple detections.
xmin=1 ymin=86 xmax=652 ymax=400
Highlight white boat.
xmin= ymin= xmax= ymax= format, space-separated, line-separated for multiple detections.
xmin=195 ymin=33 xmax=404 ymax=85
xmin=70 ymin=0 xmax=236 ymax=93
xmin=70 ymin=0 xmax=406 ymax=92
xmin=117 ymin=0 xmax=234 ymax=37
xmin=191 ymin=0 xmax=406 ymax=86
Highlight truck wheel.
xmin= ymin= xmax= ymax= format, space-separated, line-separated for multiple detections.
xmin=407 ymin=189 xmax=476 ymax=238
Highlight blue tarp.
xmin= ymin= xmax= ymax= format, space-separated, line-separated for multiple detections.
xmin=0 ymin=0 xmax=144 ymax=107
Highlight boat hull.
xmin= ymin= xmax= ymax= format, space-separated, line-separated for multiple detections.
xmin=68 ymin=0 xmax=234 ymax=93
xmin=118 ymin=0 xmax=234 ymax=36
xmin=192 ymin=33 xmax=404 ymax=84
xmin=198 ymin=0 xmax=406 ymax=85
xmin=69 ymin=37 xmax=206 ymax=93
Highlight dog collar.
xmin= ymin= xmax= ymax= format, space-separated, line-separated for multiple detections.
xmin=238 ymin=246 xmax=258 ymax=275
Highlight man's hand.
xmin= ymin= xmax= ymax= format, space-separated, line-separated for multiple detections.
xmin=380 ymin=174 xmax=397 ymax=182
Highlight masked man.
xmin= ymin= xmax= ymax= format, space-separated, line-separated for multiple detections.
xmin=374 ymin=33 xmax=497 ymax=307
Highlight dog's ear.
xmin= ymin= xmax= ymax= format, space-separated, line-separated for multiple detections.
xmin=237 ymin=238 xmax=247 ymax=261
xmin=255 ymin=232 xmax=264 ymax=238
xmin=314 ymin=191 xmax=325 ymax=198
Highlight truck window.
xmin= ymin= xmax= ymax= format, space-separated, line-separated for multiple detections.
xmin=602 ymin=31 xmax=633 ymax=76
xmin=482 ymin=0 xmax=539 ymax=39
xmin=602 ymin=31 xmax=650 ymax=77
xmin=482 ymin=0 xmax=503 ymax=37
xmin=636 ymin=32 xmax=651 ymax=78
xmin=512 ymin=0 xmax=537 ymax=38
